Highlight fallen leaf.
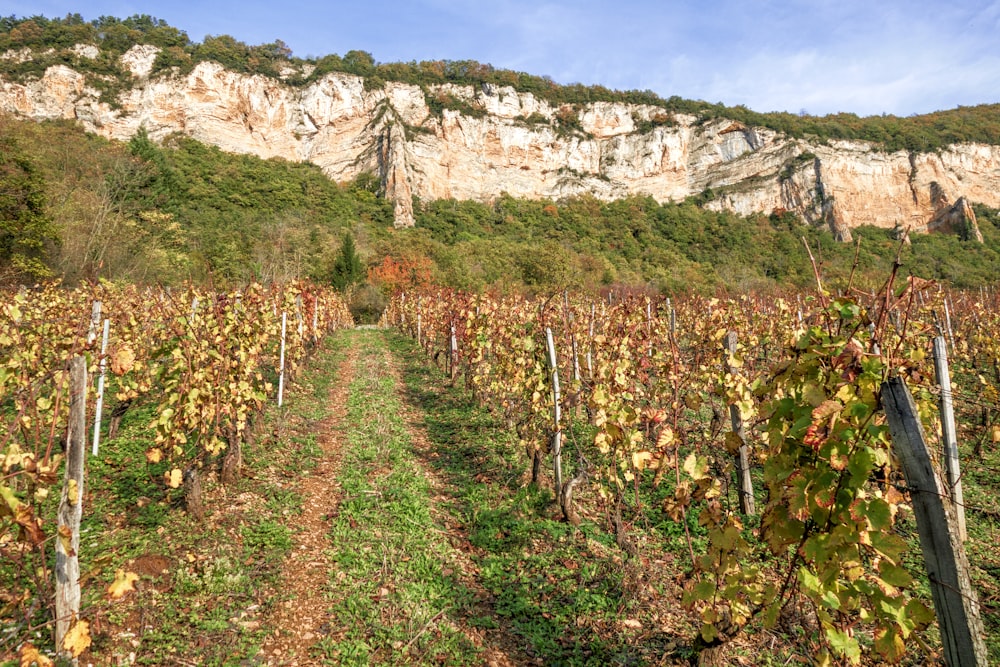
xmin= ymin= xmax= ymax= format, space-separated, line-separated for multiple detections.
xmin=107 ymin=569 xmax=140 ymax=599
xmin=61 ymin=619 xmax=91 ymax=657
xmin=18 ymin=642 xmax=53 ymax=666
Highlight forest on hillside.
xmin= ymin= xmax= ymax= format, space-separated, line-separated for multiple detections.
xmin=3 ymin=13 xmax=1000 ymax=296
xmin=3 ymin=114 xmax=1000 ymax=299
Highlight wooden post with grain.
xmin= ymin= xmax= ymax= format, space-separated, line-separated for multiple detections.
xmin=932 ymin=336 xmax=967 ymax=541
xmin=56 ymin=356 xmax=87 ymax=658
xmin=724 ymin=332 xmax=755 ymax=516
xmin=881 ymin=376 xmax=988 ymax=666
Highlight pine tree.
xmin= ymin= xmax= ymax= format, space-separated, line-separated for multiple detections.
xmin=330 ymin=232 xmax=363 ymax=291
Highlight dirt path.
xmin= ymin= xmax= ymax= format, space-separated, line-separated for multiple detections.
xmin=260 ymin=342 xmax=359 ymax=666
xmin=259 ymin=332 xmax=531 ymax=666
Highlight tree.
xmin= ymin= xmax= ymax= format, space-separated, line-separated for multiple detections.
xmin=0 ymin=133 xmax=55 ymax=284
xmin=330 ymin=232 xmax=363 ymax=291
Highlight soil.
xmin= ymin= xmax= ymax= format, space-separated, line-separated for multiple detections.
xmin=259 ymin=343 xmax=358 ymax=666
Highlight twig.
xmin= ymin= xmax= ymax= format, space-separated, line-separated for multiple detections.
xmin=402 ymin=606 xmax=450 ymax=654
xmin=801 ymin=236 xmax=828 ymax=308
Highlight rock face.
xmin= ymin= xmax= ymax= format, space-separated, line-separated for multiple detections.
xmin=2 ymin=58 xmax=999 ymax=232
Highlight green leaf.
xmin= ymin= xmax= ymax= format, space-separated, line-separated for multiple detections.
xmin=878 ymin=560 xmax=913 ymax=588
xmin=825 ymin=627 xmax=861 ymax=664
xmin=874 ymin=626 xmax=905 ymax=661
xmin=865 ymin=498 xmax=892 ymax=532
xmin=762 ymin=599 xmax=781 ymax=629
xmin=903 ymin=599 xmax=935 ymax=629
xmin=846 ymin=446 xmax=875 ymax=484
xmin=798 ymin=567 xmax=821 ymax=594
xmin=692 ymin=579 xmax=716 ymax=601
xmin=802 ymin=382 xmax=827 ymax=407
xmin=868 ymin=530 xmax=907 ymax=564
xmin=821 ymin=590 xmax=842 ymax=610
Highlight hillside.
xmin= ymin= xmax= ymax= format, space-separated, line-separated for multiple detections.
xmin=2 ymin=15 xmax=999 ymax=239
xmin=2 ymin=14 xmax=1000 ymax=291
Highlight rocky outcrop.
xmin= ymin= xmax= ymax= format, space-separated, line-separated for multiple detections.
xmin=2 ymin=57 xmax=999 ymax=233
xmin=120 ymin=44 xmax=161 ymax=78
xmin=921 ymin=195 xmax=983 ymax=242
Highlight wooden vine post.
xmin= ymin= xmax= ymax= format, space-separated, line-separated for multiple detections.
xmin=449 ymin=322 xmax=458 ymax=382
xmin=91 ymin=318 xmax=109 ymax=455
xmin=586 ymin=304 xmax=595 ymax=381
xmin=277 ymin=311 xmax=287 ymax=408
xmin=724 ymin=332 xmax=755 ymax=516
xmin=544 ymin=327 xmax=563 ymax=496
xmin=56 ymin=356 xmax=87 ymax=658
xmin=932 ymin=336 xmax=967 ymax=541
xmin=881 ymin=377 xmax=988 ymax=666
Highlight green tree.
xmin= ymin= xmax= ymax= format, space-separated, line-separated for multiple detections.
xmin=330 ymin=232 xmax=364 ymax=291
xmin=0 ymin=133 xmax=55 ymax=283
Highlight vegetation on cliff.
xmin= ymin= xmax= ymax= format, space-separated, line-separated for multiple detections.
xmin=2 ymin=114 xmax=999 ymax=293
xmin=3 ymin=14 xmax=1000 ymax=153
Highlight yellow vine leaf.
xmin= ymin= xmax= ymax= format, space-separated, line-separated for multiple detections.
xmin=61 ymin=619 xmax=91 ymax=657
xmin=145 ymin=448 xmax=163 ymax=464
xmin=107 ymin=569 xmax=140 ymax=599
xmin=18 ymin=642 xmax=53 ymax=667
xmin=56 ymin=524 xmax=73 ymax=554
xmin=632 ymin=450 xmax=656 ymax=471
xmin=165 ymin=468 xmax=183 ymax=488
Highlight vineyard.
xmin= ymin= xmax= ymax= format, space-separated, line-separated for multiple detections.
xmin=1 ymin=272 xmax=998 ymax=665
xmin=381 ymin=272 xmax=1000 ymax=665
xmin=0 ymin=281 xmax=353 ymax=663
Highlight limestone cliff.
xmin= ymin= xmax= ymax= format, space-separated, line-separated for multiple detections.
xmin=2 ymin=46 xmax=998 ymax=234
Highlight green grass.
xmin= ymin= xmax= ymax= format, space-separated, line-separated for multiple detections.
xmin=315 ymin=330 xmax=481 ymax=666
xmin=0 ymin=334 xmax=348 ymax=666
xmin=389 ymin=331 xmax=696 ymax=665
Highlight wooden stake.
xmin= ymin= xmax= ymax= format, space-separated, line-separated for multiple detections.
xmin=91 ymin=319 xmax=109 ymax=455
xmin=277 ymin=312 xmax=287 ymax=407
xmin=56 ymin=356 xmax=87 ymax=659
xmin=882 ymin=377 xmax=988 ymax=666
xmin=724 ymin=332 xmax=755 ymax=516
xmin=545 ymin=327 xmax=563 ymax=495
xmin=933 ymin=336 xmax=967 ymax=541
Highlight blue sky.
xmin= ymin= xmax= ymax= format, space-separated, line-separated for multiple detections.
xmin=8 ymin=0 xmax=1000 ymax=117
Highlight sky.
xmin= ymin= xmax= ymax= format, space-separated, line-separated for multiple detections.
xmin=7 ymin=0 xmax=1000 ymax=117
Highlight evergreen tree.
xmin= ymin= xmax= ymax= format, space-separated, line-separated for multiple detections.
xmin=330 ymin=232 xmax=363 ymax=291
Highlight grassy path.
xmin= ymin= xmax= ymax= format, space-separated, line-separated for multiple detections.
xmin=275 ymin=328 xmax=691 ymax=666
xmin=260 ymin=337 xmax=359 ymax=664
xmin=305 ymin=330 xmax=524 ymax=665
